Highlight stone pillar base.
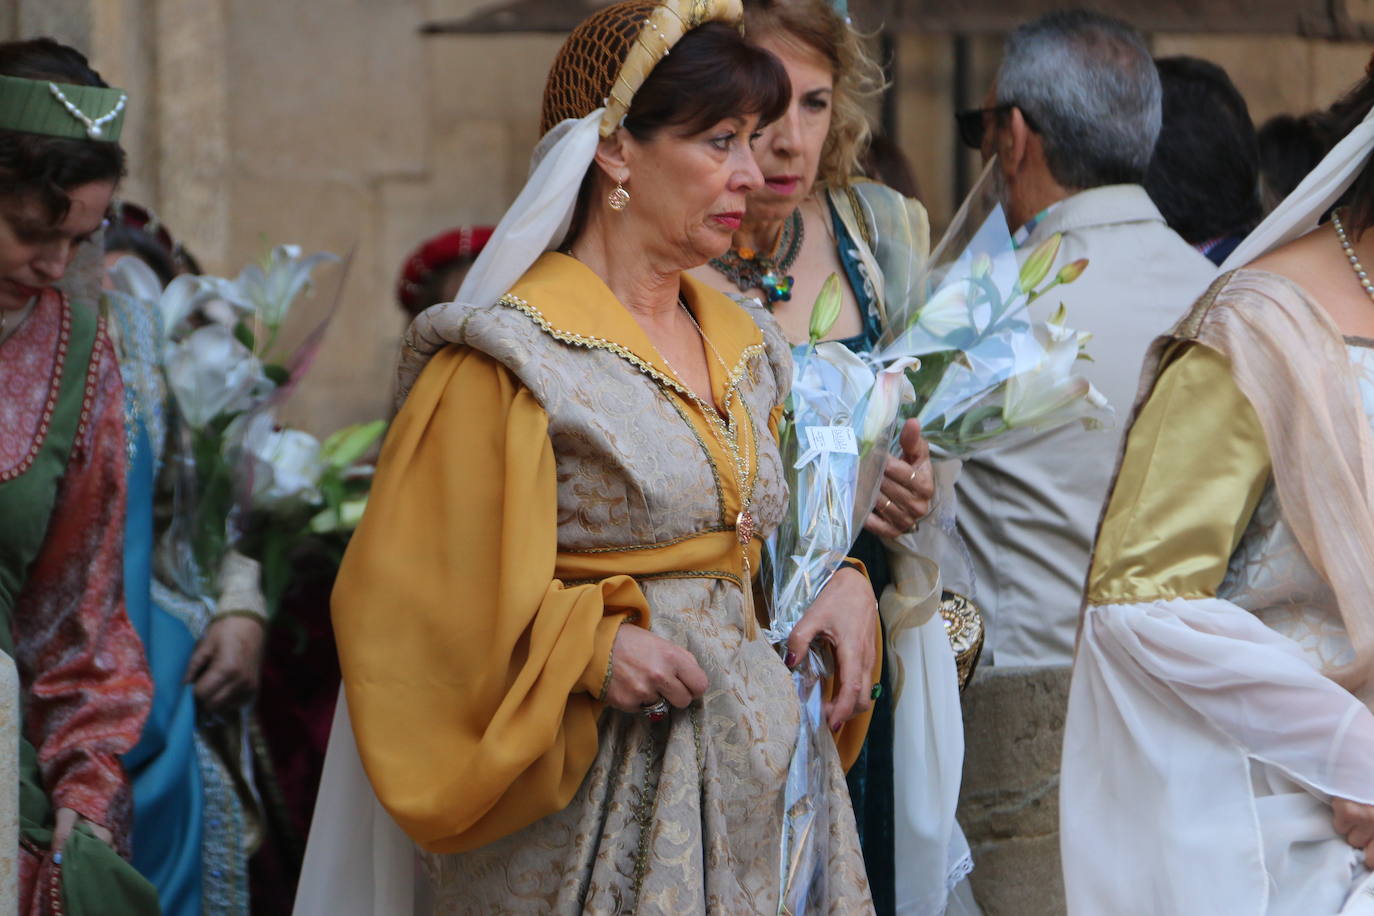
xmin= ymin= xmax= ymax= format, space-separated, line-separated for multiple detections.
xmin=957 ymin=665 xmax=1071 ymax=916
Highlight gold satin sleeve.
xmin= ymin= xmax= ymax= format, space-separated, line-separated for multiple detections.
xmin=332 ymin=346 xmax=649 ymax=854
xmin=1088 ymin=343 xmax=1271 ymax=605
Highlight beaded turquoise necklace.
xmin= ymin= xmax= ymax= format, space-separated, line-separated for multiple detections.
xmin=709 ymin=208 xmax=804 ymax=306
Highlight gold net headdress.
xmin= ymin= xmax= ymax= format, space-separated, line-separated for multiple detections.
xmin=540 ymin=0 xmax=743 ymax=139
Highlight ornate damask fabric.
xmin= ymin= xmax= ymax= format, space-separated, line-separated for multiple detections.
xmin=409 ymin=255 xmax=872 ymax=913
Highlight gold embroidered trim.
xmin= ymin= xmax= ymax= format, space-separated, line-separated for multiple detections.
xmin=566 ymin=526 xmax=732 ymax=555
xmin=563 ymin=569 xmax=744 ymax=590
xmin=500 ymin=292 xmax=690 ymax=395
xmin=1174 ymin=271 xmax=1232 ymax=342
xmin=597 ymin=634 xmax=617 ymax=702
xmin=628 ymin=730 xmax=660 ymax=901
xmin=499 ymin=291 xmax=766 ymax=525
xmin=844 ymin=184 xmax=876 ymax=253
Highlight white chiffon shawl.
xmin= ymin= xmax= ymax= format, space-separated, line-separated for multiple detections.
xmin=1062 ymin=109 xmax=1374 ymax=915
xmin=293 ymin=110 xmax=604 ymax=916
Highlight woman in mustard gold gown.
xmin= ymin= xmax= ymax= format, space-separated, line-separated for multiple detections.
xmin=296 ymin=3 xmax=882 ymax=913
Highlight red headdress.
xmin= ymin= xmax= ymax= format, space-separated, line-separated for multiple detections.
xmin=395 ymin=226 xmax=495 ymax=311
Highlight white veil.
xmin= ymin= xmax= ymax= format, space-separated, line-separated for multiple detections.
xmin=396 ymin=109 xmax=605 ymax=404
xmin=293 ymin=110 xmax=604 ymax=916
xmin=1221 ymin=107 xmax=1374 ymax=271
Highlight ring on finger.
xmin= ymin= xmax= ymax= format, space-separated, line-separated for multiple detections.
xmin=907 ymin=466 xmax=919 ymax=485
xmin=879 ymin=496 xmax=892 ymax=516
xmin=640 ymin=698 xmax=670 ymax=723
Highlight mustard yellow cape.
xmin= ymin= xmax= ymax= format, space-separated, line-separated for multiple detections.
xmin=333 ymin=259 xmax=875 ymax=854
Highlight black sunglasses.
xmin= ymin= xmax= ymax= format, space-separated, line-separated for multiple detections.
xmin=955 ymin=104 xmax=1038 ymax=150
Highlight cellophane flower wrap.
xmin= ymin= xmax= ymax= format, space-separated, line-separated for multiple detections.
xmin=765 ymin=162 xmax=1110 ymax=909
xmin=870 ymin=161 xmax=1113 ymax=456
xmin=763 ymin=275 xmax=916 ymax=913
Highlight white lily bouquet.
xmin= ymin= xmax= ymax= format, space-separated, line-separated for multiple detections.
xmin=766 ymin=163 xmax=1111 ymax=909
xmin=108 ymin=246 xmax=384 ymax=615
xmin=871 ymin=162 xmax=1112 ymax=454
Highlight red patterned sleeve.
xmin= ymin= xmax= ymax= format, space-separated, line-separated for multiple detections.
xmin=13 ymin=328 xmax=152 ymax=835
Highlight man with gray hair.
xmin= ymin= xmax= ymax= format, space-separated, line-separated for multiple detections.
xmin=952 ymin=10 xmax=1216 ymax=668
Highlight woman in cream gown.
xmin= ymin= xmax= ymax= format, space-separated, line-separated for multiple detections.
xmin=1061 ymin=74 xmax=1374 ymax=915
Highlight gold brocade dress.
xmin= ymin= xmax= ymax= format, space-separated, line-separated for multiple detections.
xmin=331 ymin=253 xmax=874 ymax=914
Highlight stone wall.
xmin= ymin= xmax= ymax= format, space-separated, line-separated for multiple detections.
xmin=9 ymin=5 xmax=1374 ymax=913
xmin=7 ymin=4 xmax=1371 ymax=436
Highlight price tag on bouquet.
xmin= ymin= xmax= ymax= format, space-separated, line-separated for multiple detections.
xmin=795 ymin=426 xmax=859 ymax=468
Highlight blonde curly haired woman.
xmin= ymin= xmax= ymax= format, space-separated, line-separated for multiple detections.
xmin=691 ymin=4 xmax=974 ymax=914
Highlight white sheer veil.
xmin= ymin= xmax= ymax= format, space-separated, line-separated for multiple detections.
xmin=395 ymin=109 xmax=604 ymax=406
xmin=1221 ymin=107 xmax=1374 ymax=271
xmin=293 ymin=111 xmax=604 ymax=916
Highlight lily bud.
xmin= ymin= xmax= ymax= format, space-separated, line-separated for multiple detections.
xmin=321 ymin=420 xmax=388 ymax=470
xmin=1055 ymin=258 xmax=1089 ymax=286
xmin=1018 ymin=233 xmax=1063 ymax=292
xmin=971 ymin=252 xmax=993 ymax=280
xmin=808 ymin=273 xmax=844 ymax=343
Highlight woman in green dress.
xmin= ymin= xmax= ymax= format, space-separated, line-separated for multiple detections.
xmin=0 ymin=37 xmax=158 ymax=915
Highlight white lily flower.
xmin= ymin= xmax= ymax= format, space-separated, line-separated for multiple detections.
xmin=1001 ymin=321 xmax=1111 ymax=431
xmin=229 ymin=411 xmax=325 ymax=510
xmin=917 ymin=277 xmax=975 ymax=340
xmin=232 ymin=245 xmax=339 ymax=329
xmin=107 ymin=255 xmax=164 ymax=302
xmin=158 ymin=275 xmax=223 ymax=338
xmin=164 ymin=324 xmax=273 ymax=428
xmin=194 ymin=275 xmax=259 ymax=326
xmin=807 ymin=341 xmax=875 ymax=410
xmin=859 ymin=358 xmax=918 ymax=447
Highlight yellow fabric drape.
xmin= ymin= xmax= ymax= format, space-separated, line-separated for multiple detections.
xmin=333 ymin=347 xmax=648 ymax=854
xmin=829 ymin=609 xmax=882 ymax=770
xmin=1088 ymin=343 xmax=1272 ymax=606
xmin=335 ymin=254 xmax=879 ymax=853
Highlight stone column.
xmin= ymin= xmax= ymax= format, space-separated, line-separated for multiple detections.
xmin=90 ymin=0 xmax=160 ymax=207
xmin=16 ymin=0 xmax=92 ymax=52
xmin=957 ymin=665 xmax=1071 ymax=916
xmin=154 ymin=0 xmax=232 ymax=271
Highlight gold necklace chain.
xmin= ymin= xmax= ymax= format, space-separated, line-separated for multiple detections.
xmin=658 ymin=296 xmax=756 ymax=528
xmin=658 ymin=296 xmax=763 ymax=635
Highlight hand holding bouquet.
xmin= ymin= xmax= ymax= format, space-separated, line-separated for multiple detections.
xmin=764 ymin=162 xmax=1111 ymax=910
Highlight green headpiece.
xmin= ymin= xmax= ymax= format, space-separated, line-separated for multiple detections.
xmin=0 ymin=73 xmax=127 ymax=142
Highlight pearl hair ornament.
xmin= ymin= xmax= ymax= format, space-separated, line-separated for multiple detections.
xmin=47 ymin=81 xmax=126 ymax=139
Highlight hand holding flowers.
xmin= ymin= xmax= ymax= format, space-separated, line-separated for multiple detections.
xmin=107 ymin=246 xmax=384 ymax=619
